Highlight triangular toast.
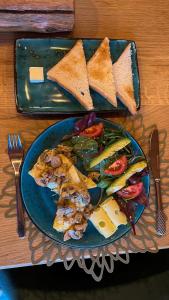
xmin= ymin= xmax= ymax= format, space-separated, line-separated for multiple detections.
xmin=47 ymin=40 xmax=94 ymax=111
xmin=87 ymin=37 xmax=117 ymax=107
xmin=113 ymin=44 xmax=137 ymax=115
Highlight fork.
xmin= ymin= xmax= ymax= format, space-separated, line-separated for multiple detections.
xmin=8 ymin=134 xmax=25 ymax=238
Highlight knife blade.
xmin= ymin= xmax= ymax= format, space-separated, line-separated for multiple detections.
xmin=150 ymin=128 xmax=166 ymax=236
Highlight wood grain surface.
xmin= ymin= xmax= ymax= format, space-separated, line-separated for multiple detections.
xmin=0 ymin=0 xmax=169 ymax=268
xmin=0 ymin=0 xmax=74 ymax=33
xmin=0 ymin=12 xmax=74 ymax=33
xmin=0 ymin=0 xmax=74 ymax=11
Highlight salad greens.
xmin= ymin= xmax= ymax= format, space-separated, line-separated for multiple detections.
xmin=97 ymin=127 xmax=126 ymax=146
xmin=71 ymin=136 xmax=98 ymax=159
xmin=97 ymin=177 xmax=113 ymax=189
xmin=61 ymin=113 xmax=148 ymax=234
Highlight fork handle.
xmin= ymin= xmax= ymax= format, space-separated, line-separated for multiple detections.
xmin=15 ymin=175 xmax=25 ymax=238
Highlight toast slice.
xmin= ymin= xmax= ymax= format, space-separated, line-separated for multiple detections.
xmin=87 ymin=37 xmax=117 ymax=107
xmin=113 ymin=44 xmax=137 ymax=115
xmin=47 ymin=40 xmax=94 ymax=111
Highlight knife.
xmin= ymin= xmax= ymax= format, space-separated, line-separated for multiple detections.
xmin=150 ymin=128 xmax=166 ymax=236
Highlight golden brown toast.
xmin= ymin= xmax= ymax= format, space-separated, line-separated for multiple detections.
xmin=87 ymin=37 xmax=117 ymax=107
xmin=113 ymin=43 xmax=137 ymax=115
xmin=47 ymin=40 xmax=94 ymax=111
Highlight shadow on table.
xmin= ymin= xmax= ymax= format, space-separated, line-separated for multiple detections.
xmin=5 ymin=250 xmax=169 ymax=291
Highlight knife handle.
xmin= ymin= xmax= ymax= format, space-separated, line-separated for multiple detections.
xmin=155 ymin=179 xmax=166 ymax=236
xmin=155 ymin=179 xmax=162 ymax=210
xmin=156 ymin=209 xmax=166 ymax=236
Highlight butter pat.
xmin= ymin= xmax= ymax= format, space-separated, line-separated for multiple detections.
xmin=29 ymin=67 xmax=44 ymax=83
xmin=89 ymin=207 xmax=117 ymax=238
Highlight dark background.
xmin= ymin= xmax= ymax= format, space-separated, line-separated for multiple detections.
xmin=1 ymin=249 xmax=169 ymax=299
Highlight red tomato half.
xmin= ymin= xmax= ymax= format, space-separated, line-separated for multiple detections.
xmin=104 ymin=156 xmax=127 ymax=176
xmin=79 ymin=123 xmax=104 ymax=138
xmin=117 ymin=182 xmax=143 ymax=200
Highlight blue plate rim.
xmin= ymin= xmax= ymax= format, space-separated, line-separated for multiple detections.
xmin=20 ymin=117 xmax=150 ymax=249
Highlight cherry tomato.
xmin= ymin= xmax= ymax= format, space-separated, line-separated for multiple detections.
xmin=79 ymin=123 xmax=104 ymax=138
xmin=117 ymin=182 xmax=143 ymax=200
xmin=104 ymin=156 xmax=127 ymax=176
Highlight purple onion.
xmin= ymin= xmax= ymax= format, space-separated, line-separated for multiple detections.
xmin=132 ymin=189 xmax=149 ymax=207
xmin=116 ymin=197 xmax=136 ymax=235
xmin=87 ymin=112 xmax=97 ymax=127
xmin=98 ymin=145 xmax=105 ymax=153
xmin=128 ymin=168 xmax=149 ymax=185
xmin=74 ymin=112 xmax=96 ymax=134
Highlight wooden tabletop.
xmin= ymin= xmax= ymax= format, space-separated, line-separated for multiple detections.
xmin=0 ymin=0 xmax=169 ymax=269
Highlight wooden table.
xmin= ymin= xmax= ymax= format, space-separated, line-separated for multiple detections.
xmin=0 ymin=0 xmax=169 ymax=269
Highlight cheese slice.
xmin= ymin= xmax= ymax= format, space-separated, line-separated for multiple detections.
xmin=100 ymin=197 xmax=127 ymax=227
xmin=89 ymin=207 xmax=117 ymax=238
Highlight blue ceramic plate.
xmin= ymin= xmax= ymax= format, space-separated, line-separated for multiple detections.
xmin=15 ymin=38 xmax=140 ymax=115
xmin=21 ymin=118 xmax=149 ymax=248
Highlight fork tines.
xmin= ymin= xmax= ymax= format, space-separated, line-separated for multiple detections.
xmin=8 ymin=134 xmax=23 ymax=152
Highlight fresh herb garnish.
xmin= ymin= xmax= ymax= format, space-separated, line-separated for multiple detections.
xmin=71 ymin=136 xmax=98 ymax=159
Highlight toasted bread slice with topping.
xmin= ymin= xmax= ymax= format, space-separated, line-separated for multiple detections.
xmin=47 ymin=40 xmax=94 ymax=111
xmin=113 ymin=44 xmax=137 ymax=115
xmin=87 ymin=37 xmax=117 ymax=107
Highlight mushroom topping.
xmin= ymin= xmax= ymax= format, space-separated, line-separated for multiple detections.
xmin=50 ymin=155 xmax=62 ymax=168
